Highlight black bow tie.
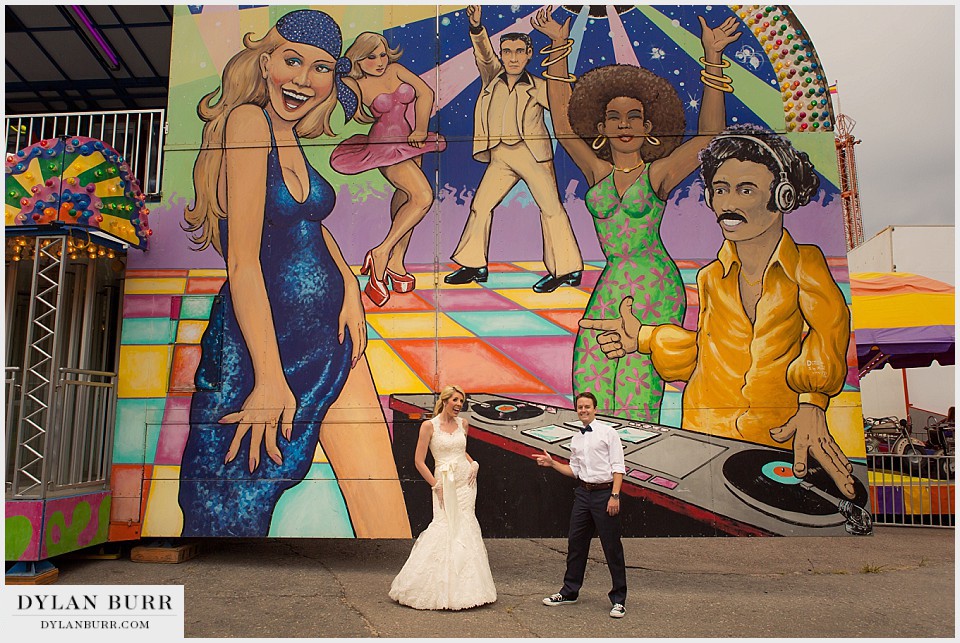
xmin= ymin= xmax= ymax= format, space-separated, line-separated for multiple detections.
xmin=580 ymin=425 xmax=592 ymax=434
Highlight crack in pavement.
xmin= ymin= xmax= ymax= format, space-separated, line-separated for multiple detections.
xmin=502 ymin=600 xmax=538 ymax=637
xmin=526 ymin=538 xmax=932 ymax=578
xmin=528 ymin=539 xmax=566 ymax=556
xmin=282 ymin=543 xmax=382 ymax=637
xmin=529 ymin=538 xmax=650 ymax=573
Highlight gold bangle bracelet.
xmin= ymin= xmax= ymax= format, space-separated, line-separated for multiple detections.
xmin=700 ymin=75 xmax=734 ymax=93
xmin=540 ymin=41 xmax=572 ymax=67
xmin=542 ymin=71 xmax=577 ymax=83
xmin=541 ymin=43 xmax=573 ymax=57
xmin=541 ymin=52 xmax=571 ymax=67
xmin=700 ymin=69 xmax=733 ymax=84
xmin=699 ymin=56 xmax=730 ymax=69
xmin=540 ymin=38 xmax=574 ymax=55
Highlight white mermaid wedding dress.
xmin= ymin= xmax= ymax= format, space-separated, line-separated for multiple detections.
xmin=389 ymin=416 xmax=497 ymax=610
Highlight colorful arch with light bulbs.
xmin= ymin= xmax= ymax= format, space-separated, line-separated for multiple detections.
xmin=734 ymin=4 xmax=834 ymax=133
xmin=5 ymin=136 xmax=152 ymax=250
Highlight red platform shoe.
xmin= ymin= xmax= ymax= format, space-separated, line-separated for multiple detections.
xmin=385 ymin=268 xmax=416 ymax=293
xmin=360 ymin=251 xmax=390 ymax=306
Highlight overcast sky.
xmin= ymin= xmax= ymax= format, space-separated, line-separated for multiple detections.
xmin=791 ymin=3 xmax=955 ymax=239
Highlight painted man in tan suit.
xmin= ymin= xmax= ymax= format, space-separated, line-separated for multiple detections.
xmin=445 ymin=4 xmax=583 ymax=293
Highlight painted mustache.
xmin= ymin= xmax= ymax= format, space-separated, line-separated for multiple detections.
xmin=717 ymin=212 xmax=747 ymax=223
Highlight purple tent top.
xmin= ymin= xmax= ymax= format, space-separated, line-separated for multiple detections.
xmin=855 ymin=326 xmax=955 ymax=371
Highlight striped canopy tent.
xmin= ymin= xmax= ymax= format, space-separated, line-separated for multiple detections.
xmin=850 ymin=273 xmax=955 ymax=376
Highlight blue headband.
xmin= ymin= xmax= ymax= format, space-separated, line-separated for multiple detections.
xmin=275 ymin=10 xmax=358 ymax=121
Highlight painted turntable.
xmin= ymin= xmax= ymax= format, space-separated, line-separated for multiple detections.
xmin=389 ymin=393 xmax=872 ymax=537
xmin=471 ymin=398 xmax=546 ymax=423
xmin=723 ymin=449 xmax=871 ymax=534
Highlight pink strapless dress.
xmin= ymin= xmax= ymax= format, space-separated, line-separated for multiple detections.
xmin=330 ymin=82 xmax=446 ymax=175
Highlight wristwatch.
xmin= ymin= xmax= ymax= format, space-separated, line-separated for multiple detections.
xmin=610 ymin=493 xmax=620 ymax=500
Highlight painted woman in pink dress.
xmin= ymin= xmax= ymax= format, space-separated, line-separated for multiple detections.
xmin=331 ymin=32 xmax=446 ymax=306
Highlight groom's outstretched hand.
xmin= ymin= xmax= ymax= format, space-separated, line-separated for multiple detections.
xmin=534 ymin=449 xmax=554 ymax=468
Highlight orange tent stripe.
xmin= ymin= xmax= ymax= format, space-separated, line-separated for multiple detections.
xmin=849 ymin=272 xmax=954 ymax=297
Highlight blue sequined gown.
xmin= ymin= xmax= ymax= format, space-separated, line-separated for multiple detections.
xmin=179 ymin=109 xmax=353 ymax=537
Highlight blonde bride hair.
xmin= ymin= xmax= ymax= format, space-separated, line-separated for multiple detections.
xmin=433 ymin=385 xmax=466 ymax=417
xmin=184 ymin=26 xmax=340 ymax=254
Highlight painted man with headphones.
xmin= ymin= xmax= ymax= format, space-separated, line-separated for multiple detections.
xmin=580 ymin=124 xmax=857 ymax=500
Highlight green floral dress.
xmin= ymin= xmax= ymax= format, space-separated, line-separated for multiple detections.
xmin=573 ymin=167 xmax=685 ymax=422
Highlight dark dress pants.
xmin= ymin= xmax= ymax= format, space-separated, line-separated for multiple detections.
xmin=561 ymin=486 xmax=627 ymax=605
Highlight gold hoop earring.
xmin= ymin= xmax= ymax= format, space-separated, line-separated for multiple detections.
xmin=592 ymin=134 xmax=608 ymax=150
xmin=645 ymin=135 xmax=661 ymax=146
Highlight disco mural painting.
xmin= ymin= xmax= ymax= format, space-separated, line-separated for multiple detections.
xmin=113 ymin=5 xmax=870 ymax=540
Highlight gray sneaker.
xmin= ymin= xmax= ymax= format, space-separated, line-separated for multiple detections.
xmin=542 ymin=593 xmax=578 ymax=606
xmin=610 ymin=603 xmax=626 ymax=618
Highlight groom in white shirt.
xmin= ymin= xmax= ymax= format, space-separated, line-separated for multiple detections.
xmin=534 ymin=391 xmax=627 ymax=618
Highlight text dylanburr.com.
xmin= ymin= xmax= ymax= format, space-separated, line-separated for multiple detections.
xmin=4 ymin=585 xmax=185 ymax=640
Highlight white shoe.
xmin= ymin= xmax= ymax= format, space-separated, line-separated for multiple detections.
xmin=610 ymin=603 xmax=625 ymax=618
xmin=542 ymin=593 xmax=577 ymax=606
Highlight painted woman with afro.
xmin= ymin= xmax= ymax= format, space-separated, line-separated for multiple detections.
xmin=532 ymin=7 xmax=740 ymax=421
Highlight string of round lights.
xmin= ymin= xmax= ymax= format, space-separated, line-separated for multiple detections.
xmin=732 ymin=5 xmax=834 ymax=132
xmin=5 ymin=136 xmax=152 ymax=248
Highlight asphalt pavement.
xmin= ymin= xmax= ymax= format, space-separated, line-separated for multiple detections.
xmin=37 ymin=526 xmax=955 ymax=638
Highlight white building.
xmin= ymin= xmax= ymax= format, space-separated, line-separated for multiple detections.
xmin=848 ymin=225 xmax=955 ymax=423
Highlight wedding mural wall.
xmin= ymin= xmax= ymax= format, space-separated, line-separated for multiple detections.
xmin=110 ymin=4 xmax=870 ymax=540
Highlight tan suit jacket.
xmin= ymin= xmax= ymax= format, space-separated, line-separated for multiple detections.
xmin=470 ymin=27 xmax=553 ymax=164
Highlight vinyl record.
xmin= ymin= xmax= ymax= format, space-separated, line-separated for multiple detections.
xmin=471 ymin=399 xmax=544 ymax=423
xmin=723 ymin=449 xmax=868 ymax=527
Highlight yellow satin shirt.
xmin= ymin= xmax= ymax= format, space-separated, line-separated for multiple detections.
xmin=637 ymin=230 xmax=850 ymax=447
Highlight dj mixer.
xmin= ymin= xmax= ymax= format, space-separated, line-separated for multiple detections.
xmin=389 ymin=393 xmax=872 ymax=538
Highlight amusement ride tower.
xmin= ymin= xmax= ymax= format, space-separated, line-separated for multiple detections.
xmin=833 ymin=103 xmax=865 ymax=250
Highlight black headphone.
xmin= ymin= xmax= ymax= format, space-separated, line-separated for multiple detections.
xmin=704 ymin=134 xmax=797 ymax=213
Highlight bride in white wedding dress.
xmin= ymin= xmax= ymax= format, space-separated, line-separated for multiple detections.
xmin=389 ymin=385 xmax=497 ymax=610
